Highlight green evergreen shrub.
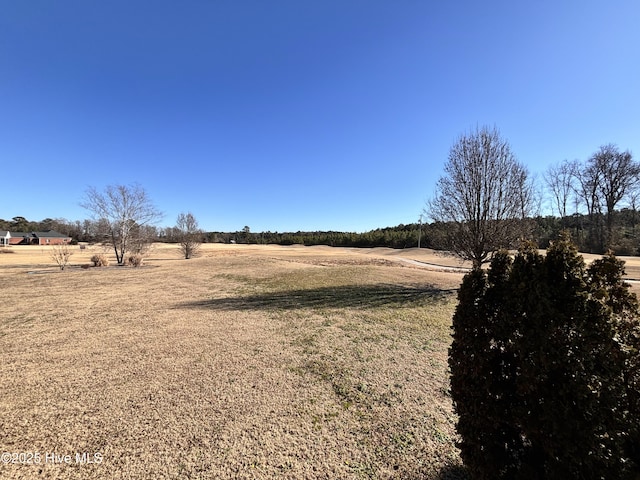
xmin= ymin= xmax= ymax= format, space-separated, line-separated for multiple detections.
xmin=449 ymin=234 xmax=640 ymax=479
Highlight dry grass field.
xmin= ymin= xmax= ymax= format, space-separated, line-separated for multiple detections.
xmin=2 ymin=243 xmax=639 ymax=479
xmin=1 ymin=243 xmax=468 ymax=480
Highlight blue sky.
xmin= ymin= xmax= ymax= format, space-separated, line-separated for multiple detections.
xmin=1 ymin=1 xmax=639 ymax=232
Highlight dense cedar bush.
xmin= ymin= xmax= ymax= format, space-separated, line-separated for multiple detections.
xmin=449 ymin=235 xmax=640 ymax=479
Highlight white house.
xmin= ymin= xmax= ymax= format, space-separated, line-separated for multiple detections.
xmin=0 ymin=231 xmax=10 ymax=247
xmin=0 ymin=230 xmax=72 ymax=246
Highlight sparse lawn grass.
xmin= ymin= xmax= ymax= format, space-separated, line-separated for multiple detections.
xmin=0 ymin=245 xmax=468 ymax=478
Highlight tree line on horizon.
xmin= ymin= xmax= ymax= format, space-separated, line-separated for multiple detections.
xmin=3 ymin=211 xmax=640 ymax=256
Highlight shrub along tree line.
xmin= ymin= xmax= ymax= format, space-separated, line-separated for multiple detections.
xmin=450 ymin=234 xmax=640 ymax=479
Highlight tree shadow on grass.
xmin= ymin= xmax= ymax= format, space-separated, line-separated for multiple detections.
xmin=376 ymin=463 xmax=469 ymax=480
xmin=435 ymin=464 xmax=470 ymax=480
xmin=178 ymin=284 xmax=457 ymax=312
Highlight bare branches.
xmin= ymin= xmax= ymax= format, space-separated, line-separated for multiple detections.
xmin=544 ymin=159 xmax=577 ymax=220
xmin=175 ymin=212 xmax=203 ymax=259
xmin=590 ymin=145 xmax=638 ymax=221
xmin=568 ymin=145 xmax=639 ymax=251
xmin=81 ymin=184 xmax=163 ymax=265
xmin=50 ymin=244 xmax=73 ymax=270
xmin=427 ymin=126 xmax=535 ymax=268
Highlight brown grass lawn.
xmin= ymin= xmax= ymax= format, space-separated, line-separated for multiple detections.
xmin=0 ymin=244 xmax=467 ymax=480
xmin=2 ymin=243 xmax=638 ymax=479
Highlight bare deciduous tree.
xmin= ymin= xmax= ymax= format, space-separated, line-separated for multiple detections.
xmin=573 ymin=159 xmax=603 ymax=251
xmin=427 ymin=126 xmax=536 ymax=268
xmin=590 ymin=144 xmax=639 ymax=250
xmin=81 ymin=184 xmax=163 ymax=265
xmin=175 ymin=212 xmax=203 ymax=259
xmin=629 ymin=187 xmax=640 ymax=235
xmin=50 ymin=244 xmax=73 ymax=270
xmin=572 ymin=145 xmax=639 ymax=252
xmin=544 ymin=159 xmax=577 ymax=222
xmin=128 ymin=225 xmax=158 ymax=256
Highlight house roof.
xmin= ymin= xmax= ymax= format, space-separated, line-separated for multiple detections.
xmin=32 ymin=230 xmax=70 ymax=238
xmin=4 ymin=230 xmax=70 ymax=238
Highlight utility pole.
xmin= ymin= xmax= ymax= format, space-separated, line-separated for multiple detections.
xmin=417 ymin=214 xmax=423 ymax=249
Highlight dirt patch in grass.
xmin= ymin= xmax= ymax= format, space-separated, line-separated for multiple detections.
xmin=0 ymin=245 xmax=468 ymax=479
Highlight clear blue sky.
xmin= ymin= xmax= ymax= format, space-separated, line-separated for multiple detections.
xmin=1 ymin=1 xmax=639 ymax=232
